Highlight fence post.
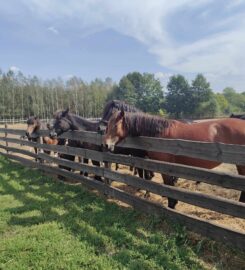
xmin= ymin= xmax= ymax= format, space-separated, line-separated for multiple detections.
xmin=4 ymin=123 xmax=9 ymax=153
xmin=39 ymin=136 xmax=44 ymax=163
xmin=104 ymin=161 xmax=112 ymax=186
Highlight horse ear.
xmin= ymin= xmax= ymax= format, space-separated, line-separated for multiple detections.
xmin=62 ymin=108 xmax=69 ymax=117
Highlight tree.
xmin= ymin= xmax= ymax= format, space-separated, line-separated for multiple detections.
xmin=165 ymin=75 xmax=191 ymax=118
xmin=190 ymin=74 xmax=214 ymax=118
xmin=222 ymin=87 xmax=245 ymax=113
xmin=215 ymin=93 xmax=229 ymax=115
xmin=108 ymin=72 xmax=164 ymax=113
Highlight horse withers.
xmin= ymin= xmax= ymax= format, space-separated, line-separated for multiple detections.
xmin=104 ymin=109 xmax=245 ymax=208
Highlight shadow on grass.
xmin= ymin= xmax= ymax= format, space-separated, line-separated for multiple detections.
xmin=0 ymin=157 xmax=244 ymax=270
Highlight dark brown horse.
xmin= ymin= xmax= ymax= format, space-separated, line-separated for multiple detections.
xmin=104 ymin=110 xmax=245 ymax=208
xmin=230 ymin=113 xmax=245 ymax=120
xmin=25 ymin=116 xmax=59 ymax=156
xmin=50 ymin=109 xmax=103 ymax=180
xmin=50 ymin=102 xmax=154 ymax=183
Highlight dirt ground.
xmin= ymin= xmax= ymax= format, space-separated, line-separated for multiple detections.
xmin=1 ymin=123 xmax=244 ymax=233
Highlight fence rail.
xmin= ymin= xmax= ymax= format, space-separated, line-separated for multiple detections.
xmin=0 ymin=127 xmax=244 ymax=251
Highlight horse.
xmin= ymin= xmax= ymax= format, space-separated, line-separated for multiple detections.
xmin=25 ymin=116 xmax=59 ymax=157
xmin=50 ymin=103 xmax=154 ymax=184
xmin=50 ymin=109 xmax=102 ymax=181
xmin=103 ymin=109 xmax=245 ymax=208
xmin=99 ymin=99 xmax=142 ymax=129
xmin=100 ymin=100 xmax=154 ymax=178
xmin=230 ymin=113 xmax=245 ymax=120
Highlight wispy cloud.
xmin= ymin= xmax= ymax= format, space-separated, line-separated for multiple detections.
xmin=1 ymin=0 xmax=245 ymax=90
xmin=47 ymin=26 xmax=59 ymax=35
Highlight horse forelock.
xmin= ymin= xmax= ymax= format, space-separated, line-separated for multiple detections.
xmin=123 ymin=112 xmax=173 ymax=137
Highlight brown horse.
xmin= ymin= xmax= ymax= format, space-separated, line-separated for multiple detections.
xmin=51 ymin=105 xmax=154 ymax=183
xmin=104 ymin=109 xmax=245 ymax=208
xmin=26 ymin=116 xmax=58 ymax=156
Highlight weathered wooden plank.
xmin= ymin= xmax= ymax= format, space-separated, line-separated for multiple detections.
xmin=0 ymin=128 xmax=26 ymax=136
xmin=2 ymin=128 xmax=245 ymax=166
xmin=0 ymin=137 xmax=105 ymax=162
xmin=103 ymin=185 xmax=245 ymax=251
xmin=38 ymin=153 xmax=245 ymax=219
xmin=118 ymin=136 xmax=245 ymax=165
xmin=39 ymin=130 xmax=101 ymax=145
xmin=2 ymin=152 xmax=245 ymax=251
xmin=38 ymin=153 xmax=104 ymax=176
xmin=1 ymin=136 xmax=245 ymax=192
xmin=0 ymin=144 xmax=38 ymax=159
xmin=104 ymin=170 xmax=245 ymax=219
xmin=103 ymin=153 xmax=245 ymax=192
xmin=4 ymin=124 xmax=9 ymax=153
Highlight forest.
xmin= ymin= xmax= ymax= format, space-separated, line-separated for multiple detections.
xmin=0 ymin=68 xmax=244 ymax=120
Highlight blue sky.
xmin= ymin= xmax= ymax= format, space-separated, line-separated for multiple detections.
xmin=1 ymin=0 xmax=245 ymax=91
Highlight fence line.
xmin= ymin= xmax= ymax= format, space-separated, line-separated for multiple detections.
xmin=0 ymin=127 xmax=244 ymax=250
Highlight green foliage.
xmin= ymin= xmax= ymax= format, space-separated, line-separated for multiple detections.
xmin=215 ymin=93 xmax=229 ymax=115
xmin=165 ymin=75 xmax=192 ymax=118
xmin=0 ymin=67 xmax=245 ymax=120
xmin=222 ymin=87 xmax=245 ymax=113
xmin=0 ymin=70 xmax=114 ymax=119
xmin=109 ymin=72 xmax=164 ymax=113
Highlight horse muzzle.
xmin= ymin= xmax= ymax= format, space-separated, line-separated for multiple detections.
xmin=50 ymin=131 xmax=57 ymax=138
xmin=105 ymin=143 xmax=115 ymax=152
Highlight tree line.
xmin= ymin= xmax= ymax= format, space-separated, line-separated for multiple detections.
xmin=0 ymin=68 xmax=244 ymax=120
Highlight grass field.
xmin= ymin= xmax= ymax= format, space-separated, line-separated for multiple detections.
xmin=0 ymin=156 xmax=244 ymax=270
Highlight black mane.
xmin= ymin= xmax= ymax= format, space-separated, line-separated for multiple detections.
xmin=123 ymin=112 xmax=174 ymax=137
xmin=101 ymin=100 xmax=142 ymax=122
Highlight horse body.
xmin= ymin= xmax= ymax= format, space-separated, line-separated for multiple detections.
xmin=104 ymin=110 xmax=245 ymax=207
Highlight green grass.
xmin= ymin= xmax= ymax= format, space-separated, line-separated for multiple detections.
xmin=0 ymin=156 xmax=244 ymax=270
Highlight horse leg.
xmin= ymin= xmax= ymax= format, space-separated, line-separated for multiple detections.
xmin=115 ymin=163 xmax=119 ymax=170
xmin=91 ymin=160 xmax=102 ymax=181
xmin=236 ymin=165 xmax=245 ymax=202
xmin=161 ymin=174 xmax=178 ymax=209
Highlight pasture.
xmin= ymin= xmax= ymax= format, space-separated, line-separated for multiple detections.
xmin=0 ymin=121 xmax=245 ymax=269
xmin=0 ymin=156 xmax=244 ymax=270
xmin=3 ymin=123 xmax=245 ymax=233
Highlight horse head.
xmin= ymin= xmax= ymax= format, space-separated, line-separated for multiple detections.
xmin=50 ymin=108 xmax=79 ymax=138
xmin=26 ymin=116 xmax=40 ymax=139
xmin=103 ymin=108 xmax=127 ymax=151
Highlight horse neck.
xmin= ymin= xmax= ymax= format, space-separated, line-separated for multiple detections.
xmin=33 ymin=120 xmax=45 ymax=132
xmin=124 ymin=113 xmax=177 ymax=137
xmin=68 ymin=114 xmax=99 ymax=131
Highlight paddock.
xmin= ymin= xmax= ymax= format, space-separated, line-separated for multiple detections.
xmin=0 ymin=122 xmax=244 ymax=252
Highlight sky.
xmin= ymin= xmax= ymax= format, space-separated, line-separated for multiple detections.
xmin=0 ymin=0 xmax=245 ymax=91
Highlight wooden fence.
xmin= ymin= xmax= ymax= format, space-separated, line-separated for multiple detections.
xmin=0 ymin=127 xmax=244 ymax=251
